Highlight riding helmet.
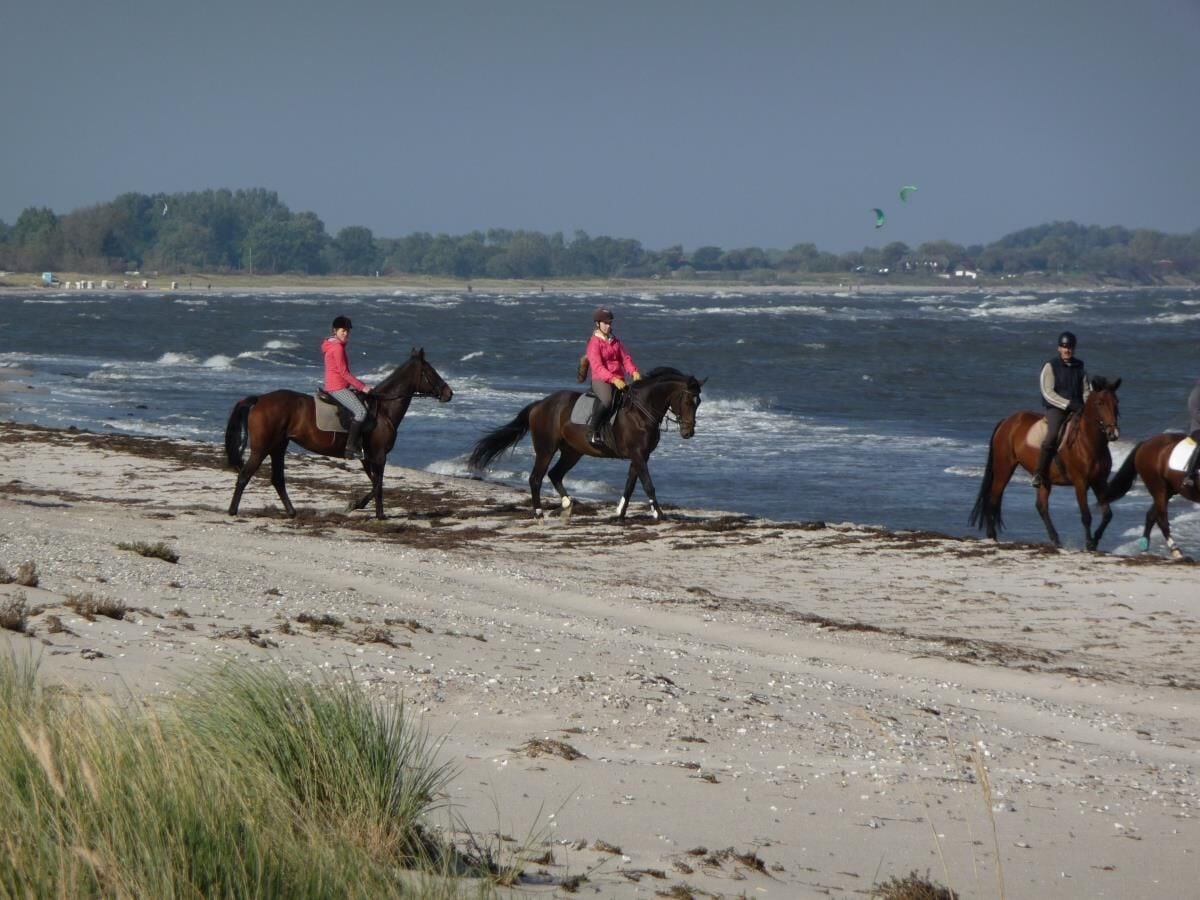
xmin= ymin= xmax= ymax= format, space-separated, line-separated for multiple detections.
xmin=1057 ymin=331 xmax=1077 ymax=349
xmin=332 ymin=315 xmax=353 ymax=331
xmin=593 ymin=307 xmax=614 ymax=324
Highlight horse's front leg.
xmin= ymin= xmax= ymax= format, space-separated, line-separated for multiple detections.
xmin=1086 ymin=481 xmax=1113 ymax=551
xmin=1072 ymin=480 xmax=1097 ymax=550
xmin=269 ymin=448 xmax=296 ymax=517
xmin=1034 ymin=485 xmax=1061 ymax=547
xmin=619 ymin=455 xmax=663 ymax=522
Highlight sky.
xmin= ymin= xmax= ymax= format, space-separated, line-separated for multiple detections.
xmin=2 ymin=0 xmax=1198 ymax=253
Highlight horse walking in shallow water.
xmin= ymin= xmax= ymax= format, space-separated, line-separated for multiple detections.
xmin=1106 ymin=433 xmax=1200 ymax=559
xmin=467 ymin=367 xmax=704 ymax=521
xmin=225 ymin=348 xmax=452 ymax=519
xmin=969 ymin=377 xmax=1121 ymax=550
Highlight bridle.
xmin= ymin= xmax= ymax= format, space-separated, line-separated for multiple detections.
xmin=370 ymin=360 xmax=444 ymax=403
xmin=624 ymin=379 xmax=697 ymax=433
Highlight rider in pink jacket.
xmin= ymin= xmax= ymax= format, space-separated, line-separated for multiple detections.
xmin=585 ymin=307 xmax=640 ymax=446
xmin=321 ymin=315 xmax=371 ymax=458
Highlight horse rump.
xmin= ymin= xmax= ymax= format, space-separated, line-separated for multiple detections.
xmin=468 ymin=402 xmax=536 ymax=472
xmin=224 ymin=396 xmax=257 ymax=469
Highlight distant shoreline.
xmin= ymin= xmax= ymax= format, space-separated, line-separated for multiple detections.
xmin=2 ymin=269 xmax=1197 ymax=297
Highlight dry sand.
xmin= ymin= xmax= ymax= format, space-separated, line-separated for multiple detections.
xmin=1 ymin=421 xmax=1198 ymax=898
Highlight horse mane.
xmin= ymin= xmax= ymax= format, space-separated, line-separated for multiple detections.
xmin=1090 ymin=375 xmax=1110 ymax=392
xmin=641 ymin=366 xmax=688 ymax=382
xmin=374 ymin=348 xmax=424 ymax=393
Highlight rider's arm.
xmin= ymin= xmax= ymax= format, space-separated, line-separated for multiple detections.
xmin=1040 ymin=362 xmax=1069 ymax=410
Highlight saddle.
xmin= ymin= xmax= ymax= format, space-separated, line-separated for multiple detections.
xmin=569 ymin=391 xmax=621 ymax=448
xmin=1025 ymin=411 xmax=1080 ymax=452
xmin=314 ymin=389 xmax=375 ymax=435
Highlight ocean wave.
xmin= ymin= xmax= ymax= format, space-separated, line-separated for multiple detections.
xmin=202 ymin=355 xmax=236 ymax=369
xmin=264 ymin=339 xmax=299 ymax=350
xmin=157 ymin=352 xmax=199 ymax=366
xmin=460 ymin=351 xmax=484 ymax=361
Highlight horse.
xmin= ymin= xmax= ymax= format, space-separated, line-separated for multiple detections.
xmin=224 ymin=348 xmax=452 ymax=519
xmin=1106 ymin=433 xmax=1200 ymax=559
xmin=969 ymin=377 xmax=1121 ymax=550
xmin=467 ymin=367 xmax=704 ymax=521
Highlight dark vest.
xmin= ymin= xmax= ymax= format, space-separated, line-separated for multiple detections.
xmin=1044 ymin=356 xmax=1086 ymax=408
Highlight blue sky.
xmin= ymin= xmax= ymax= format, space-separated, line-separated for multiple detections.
xmin=2 ymin=0 xmax=1197 ymax=252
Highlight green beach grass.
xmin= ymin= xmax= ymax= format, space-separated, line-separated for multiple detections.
xmin=0 ymin=654 xmax=514 ymax=898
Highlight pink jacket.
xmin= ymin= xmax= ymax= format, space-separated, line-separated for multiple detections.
xmin=586 ymin=333 xmax=638 ymax=383
xmin=322 ymin=336 xmax=366 ymax=392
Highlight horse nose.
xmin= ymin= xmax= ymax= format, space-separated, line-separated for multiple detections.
xmin=442 ymin=387 xmax=454 ymax=402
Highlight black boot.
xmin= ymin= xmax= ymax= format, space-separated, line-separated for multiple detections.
xmin=1031 ymin=446 xmax=1054 ymax=487
xmin=1185 ymin=441 xmax=1200 ymax=491
xmin=344 ymin=421 xmax=365 ymax=459
xmin=585 ymin=403 xmax=605 ymax=447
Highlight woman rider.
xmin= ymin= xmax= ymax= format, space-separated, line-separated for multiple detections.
xmin=321 ymin=315 xmax=372 ymax=459
xmin=585 ymin=307 xmax=641 ymax=447
xmin=1033 ymin=331 xmax=1090 ymax=487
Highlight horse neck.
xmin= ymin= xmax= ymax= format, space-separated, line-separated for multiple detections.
xmin=631 ymin=377 xmax=682 ymax=418
xmin=1074 ymin=395 xmax=1110 ymax=448
xmin=374 ymin=362 xmax=420 ymax=414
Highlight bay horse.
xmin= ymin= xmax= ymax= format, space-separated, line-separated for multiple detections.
xmin=467 ymin=367 xmax=704 ymax=521
xmin=1106 ymin=433 xmax=1200 ymax=559
xmin=969 ymin=377 xmax=1121 ymax=550
xmin=225 ymin=348 xmax=452 ymax=519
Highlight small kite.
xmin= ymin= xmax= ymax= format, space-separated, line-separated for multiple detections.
xmin=162 ymin=203 xmax=169 ymax=216
xmin=872 ymin=208 xmax=885 ymax=228
xmin=899 ymin=185 xmax=918 ymax=203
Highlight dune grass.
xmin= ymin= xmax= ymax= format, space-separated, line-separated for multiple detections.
xmin=0 ymin=654 xmax=504 ymax=898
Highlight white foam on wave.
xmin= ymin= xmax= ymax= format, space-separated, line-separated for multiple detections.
xmin=156 ymin=352 xmax=199 ymax=366
xmin=671 ymin=304 xmax=831 ymax=318
xmin=264 ymin=339 xmax=299 ymax=350
xmin=967 ymin=297 xmax=1079 ymax=319
xmin=1141 ymin=311 xmax=1200 ymax=325
xmin=460 ymin=351 xmax=484 ymax=362
xmin=202 ymin=355 xmax=235 ymax=370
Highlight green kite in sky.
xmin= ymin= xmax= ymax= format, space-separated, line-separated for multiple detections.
xmin=899 ymin=185 xmax=918 ymax=203
xmin=872 ymin=208 xmax=885 ymax=228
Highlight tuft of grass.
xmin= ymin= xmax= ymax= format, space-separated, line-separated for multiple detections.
xmin=116 ymin=541 xmax=179 ymax=564
xmin=0 ymin=654 xmax=505 ymax=898
xmin=871 ymin=870 xmax=959 ymax=899
xmin=0 ymin=593 xmax=29 ymax=633
xmin=64 ymin=593 xmax=127 ymax=621
xmin=296 ymin=611 xmax=344 ymax=631
xmin=0 ymin=561 xmax=39 ymax=587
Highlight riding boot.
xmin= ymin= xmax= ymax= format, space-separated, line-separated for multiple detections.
xmin=585 ymin=404 xmax=605 ymax=447
xmin=344 ymin=420 xmax=365 ymax=460
xmin=1185 ymin=440 xmax=1200 ymax=491
xmin=1031 ymin=446 xmax=1054 ymax=487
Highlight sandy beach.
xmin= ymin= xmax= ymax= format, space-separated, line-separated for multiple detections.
xmin=1 ymin=420 xmax=1198 ymax=898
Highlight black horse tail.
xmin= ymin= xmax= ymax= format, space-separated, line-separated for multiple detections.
xmin=968 ymin=422 xmax=1003 ymax=534
xmin=224 ymin=396 xmax=257 ymax=469
xmin=468 ymin=402 xmax=535 ymax=472
xmin=1105 ymin=441 xmax=1142 ymax=502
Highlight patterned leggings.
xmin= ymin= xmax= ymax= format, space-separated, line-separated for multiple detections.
xmin=328 ymin=388 xmax=366 ymax=422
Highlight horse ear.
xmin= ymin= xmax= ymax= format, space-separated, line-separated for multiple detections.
xmin=699 ymin=376 xmax=708 ymax=387
xmin=1112 ymin=377 xmax=1121 ymax=391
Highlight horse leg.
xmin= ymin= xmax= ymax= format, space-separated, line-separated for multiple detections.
xmin=372 ymin=462 xmax=387 ymax=520
xmin=547 ymin=449 xmax=582 ymax=520
xmin=1153 ymin=494 xmax=1184 ymax=560
xmin=268 ymin=447 xmax=296 ymax=517
xmin=1087 ymin=483 xmax=1114 ymax=552
xmin=1074 ymin=481 xmax=1098 ymax=551
xmin=346 ymin=459 xmax=374 ymax=512
xmin=229 ymin=448 xmax=268 ymax=515
xmin=1034 ymin=486 xmax=1062 ymax=548
xmin=528 ymin=450 xmax=555 ymax=520
xmin=619 ymin=455 xmax=662 ymax=521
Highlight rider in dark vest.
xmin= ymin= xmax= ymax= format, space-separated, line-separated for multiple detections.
xmin=1032 ymin=331 xmax=1090 ymax=487
xmin=1185 ymin=378 xmax=1200 ymax=490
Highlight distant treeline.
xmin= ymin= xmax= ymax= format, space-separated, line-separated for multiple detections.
xmin=1 ymin=187 xmax=1198 ymax=282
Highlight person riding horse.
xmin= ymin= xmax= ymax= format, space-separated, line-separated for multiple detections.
xmin=585 ymin=307 xmax=641 ymax=447
xmin=321 ymin=315 xmax=372 ymax=459
xmin=1186 ymin=378 xmax=1200 ymax=490
xmin=1033 ymin=331 xmax=1090 ymax=488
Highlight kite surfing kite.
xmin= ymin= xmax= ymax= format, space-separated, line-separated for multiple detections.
xmin=872 ymin=208 xmax=885 ymax=228
xmin=899 ymin=185 xmax=918 ymax=203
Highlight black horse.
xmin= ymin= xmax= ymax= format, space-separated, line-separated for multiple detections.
xmin=225 ymin=348 xmax=452 ymax=519
xmin=468 ymin=367 xmax=704 ymax=521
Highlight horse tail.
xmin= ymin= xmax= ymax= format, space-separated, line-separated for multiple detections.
xmin=968 ymin=422 xmax=1003 ymax=533
xmin=224 ymin=396 xmax=257 ymax=469
xmin=1105 ymin=441 xmax=1143 ymax=502
xmin=468 ymin=402 xmax=535 ymax=472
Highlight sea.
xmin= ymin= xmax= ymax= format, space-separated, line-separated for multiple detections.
xmin=2 ymin=285 xmax=1198 ymax=554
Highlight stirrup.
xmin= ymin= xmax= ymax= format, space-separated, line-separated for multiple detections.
xmin=1031 ymin=472 xmax=1045 ymax=488
xmin=588 ymin=431 xmax=603 ymax=447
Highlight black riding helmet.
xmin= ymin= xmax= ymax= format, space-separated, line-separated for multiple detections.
xmin=332 ymin=315 xmax=353 ymax=331
xmin=1057 ymin=331 xmax=1077 ymax=349
xmin=593 ymin=307 xmax=614 ymax=324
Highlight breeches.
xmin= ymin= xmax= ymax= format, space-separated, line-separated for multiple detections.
xmin=328 ymin=388 xmax=366 ymax=422
xmin=591 ymin=379 xmax=615 ymax=413
xmin=1041 ymin=407 xmax=1067 ymax=450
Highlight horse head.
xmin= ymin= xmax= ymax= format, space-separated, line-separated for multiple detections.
xmin=412 ymin=347 xmax=453 ymax=402
xmin=636 ymin=367 xmax=704 ymax=439
xmin=1085 ymin=376 xmax=1121 ymax=442
xmin=375 ymin=348 xmax=453 ymax=403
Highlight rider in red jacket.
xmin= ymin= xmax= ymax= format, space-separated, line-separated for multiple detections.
xmin=585 ymin=307 xmax=640 ymax=446
xmin=321 ymin=315 xmax=371 ymax=458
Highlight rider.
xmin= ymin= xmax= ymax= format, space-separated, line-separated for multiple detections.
xmin=585 ymin=306 xmax=641 ymax=447
xmin=1185 ymin=378 xmax=1200 ymax=490
xmin=1032 ymin=330 xmax=1090 ymax=487
xmin=321 ymin=315 xmax=372 ymax=459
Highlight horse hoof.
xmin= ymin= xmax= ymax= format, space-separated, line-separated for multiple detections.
xmin=1136 ymin=536 xmax=1150 ymax=553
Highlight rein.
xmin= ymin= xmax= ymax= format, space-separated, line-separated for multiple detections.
xmin=624 ymin=381 xmax=690 ymax=432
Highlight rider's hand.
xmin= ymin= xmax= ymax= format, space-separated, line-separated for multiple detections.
xmin=1067 ymin=400 xmax=1081 ymax=413
xmin=364 ymin=386 xmax=372 ymax=394
xmin=612 ymin=377 xmax=627 ymax=390
xmin=631 ymin=371 xmax=642 ymax=382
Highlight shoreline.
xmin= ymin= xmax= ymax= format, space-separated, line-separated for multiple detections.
xmin=2 ymin=421 xmax=1198 ymax=897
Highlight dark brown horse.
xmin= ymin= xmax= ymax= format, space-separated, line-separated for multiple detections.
xmin=969 ymin=377 xmax=1121 ymax=550
xmin=225 ymin=348 xmax=452 ymax=519
xmin=1106 ymin=433 xmax=1200 ymax=559
xmin=467 ymin=367 xmax=704 ymax=521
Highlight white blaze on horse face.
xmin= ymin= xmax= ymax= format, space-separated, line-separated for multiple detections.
xmin=615 ymin=496 xmax=628 ymax=517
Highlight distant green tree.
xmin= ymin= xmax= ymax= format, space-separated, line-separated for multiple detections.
xmin=691 ymin=245 xmax=723 ymax=270
xmin=330 ymin=226 xmax=379 ymax=275
xmin=10 ymin=207 xmax=60 ymax=270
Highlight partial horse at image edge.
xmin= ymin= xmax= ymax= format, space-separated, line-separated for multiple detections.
xmin=1105 ymin=432 xmax=1200 ymax=559
xmin=969 ymin=377 xmax=1121 ymax=550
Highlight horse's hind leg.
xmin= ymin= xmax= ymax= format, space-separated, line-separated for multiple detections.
xmin=1034 ymin=487 xmax=1062 ymax=548
xmin=1152 ymin=493 xmax=1184 ymax=560
xmin=547 ymin=449 xmax=582 ymax=520
xmin=528 ymin=450 xmax=555 ymax=520
xmin=268 ymin=447 xmax=296 ymax=517
xmin=229 ymin=449 xmax=267 ymax=515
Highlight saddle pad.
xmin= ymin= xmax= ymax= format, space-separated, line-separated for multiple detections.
xmin=1168 ymin=437 xmax=1196 ymax=472
xmin=1024 ymin=419 xmax=1048 ymax=450
xmin=570 ymin=392 xmax=597 ymax=425
xmin=313 ymin=394 xmax=347 ymax=432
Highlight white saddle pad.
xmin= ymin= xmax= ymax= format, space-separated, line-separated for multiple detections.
xmin=1168 ymin=437 xmax=1196 ymax=472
